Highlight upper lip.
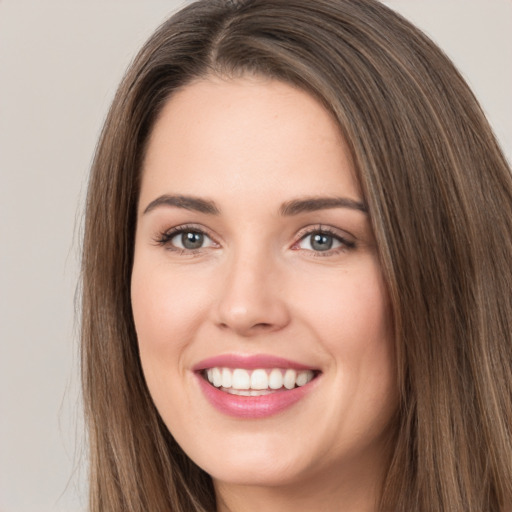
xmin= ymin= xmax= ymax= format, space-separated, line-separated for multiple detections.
xmin=192 ymin=354 xmax=318 ymax=372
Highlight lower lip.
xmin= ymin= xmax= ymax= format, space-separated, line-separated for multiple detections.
xmin=195 ymin=373 xmax=318 ymax=419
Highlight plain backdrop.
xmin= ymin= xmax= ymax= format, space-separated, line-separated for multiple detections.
xmin=0 ymin=2 xmax=510 ymax=511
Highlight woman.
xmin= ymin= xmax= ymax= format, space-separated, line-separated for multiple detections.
xmin=81 ymin=0 xmax=512 ymax=510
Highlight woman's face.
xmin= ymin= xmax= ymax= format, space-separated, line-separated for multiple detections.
xmin=131 ymin=76 xmax=397 ymax=497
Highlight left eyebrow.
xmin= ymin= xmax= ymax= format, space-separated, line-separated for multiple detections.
xmin=280 ymin=196 xmax=368 ymax=216
xmin=142 ymin=194 xmax=220 ymax=215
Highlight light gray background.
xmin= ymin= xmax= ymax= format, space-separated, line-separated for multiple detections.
xmin=0 ymin=2 xmax=510 ymax=511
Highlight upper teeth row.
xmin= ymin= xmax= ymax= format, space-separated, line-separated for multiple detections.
xmin=205 ymin=367 xmax=314 ymax=390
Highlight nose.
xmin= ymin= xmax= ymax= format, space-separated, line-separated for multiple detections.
xmin=214 ymin=249 xmax=291 ymax=337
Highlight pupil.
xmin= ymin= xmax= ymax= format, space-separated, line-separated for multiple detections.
xmin=311 ymin=233 xmax=333 ymax=251
xmin=182 ymin=232 xmax=204 ymax=249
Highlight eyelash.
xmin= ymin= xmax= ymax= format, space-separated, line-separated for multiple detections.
xmin=154 ymin=224 xmax=356 ymax=256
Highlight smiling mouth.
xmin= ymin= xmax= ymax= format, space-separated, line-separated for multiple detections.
xmin=202 ymin=367 xmax=320 ymax=396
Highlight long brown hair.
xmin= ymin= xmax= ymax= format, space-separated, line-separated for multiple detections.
xmin=81 ymin=0 xmax=512 ymax=510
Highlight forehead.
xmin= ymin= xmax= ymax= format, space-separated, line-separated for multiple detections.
xmin=140 ymin=76 xmax=361 ymax=207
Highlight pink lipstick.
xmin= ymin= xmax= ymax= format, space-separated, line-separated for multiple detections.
xmin=193 ymin=354 xmax=320 ymax=419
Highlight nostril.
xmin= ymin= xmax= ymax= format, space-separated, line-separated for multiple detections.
xmin=217 ymin=321 xmax=277 ymax=333
xmin=254 ymin=322 xmax=272 ymax=329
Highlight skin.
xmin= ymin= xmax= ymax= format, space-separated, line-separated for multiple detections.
xmin=131 ymin=75 xmax=398 ymax=512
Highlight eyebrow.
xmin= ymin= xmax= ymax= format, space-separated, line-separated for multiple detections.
xmin=143 ymin=194 xmax=220 ymax=215
xmin=280 ymin=196 xmax=368 ymax=215
xmin=142 ymin=194 xmax=367 ymax=216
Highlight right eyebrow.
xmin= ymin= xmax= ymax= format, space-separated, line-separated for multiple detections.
xmin=142 ymin=194 xmax=220 ymax=215
xmin=279 ymin=196 xmax=368 ymax=216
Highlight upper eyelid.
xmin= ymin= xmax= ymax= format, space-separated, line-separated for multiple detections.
xmin=295 ymin=224 xmax=355 ymax=241
xmin=154 ymin=223 xmax=218 ymax=246
xmin=163 ymin=223 xmax=215 ymax=238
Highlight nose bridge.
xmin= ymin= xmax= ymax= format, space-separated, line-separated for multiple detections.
xmin=215 ymin=242 xmax=289 ymax=336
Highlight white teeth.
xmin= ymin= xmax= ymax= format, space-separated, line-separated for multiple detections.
xmin=205 ymin=367 xmax=315 ymax=391
xmin=296 ymin=371 xmax=310 ymax=387
xmin=221 ymin=368 xmax=232 ymax=388
xmin=250 ymin=369 xmax=268 ymax=390
xmin=269 ymin=368 xmax=283 ymax=389
xmin=212 ymin=367 xmax=222 ymax=387
xmin=284 ymin=369 xmax=297 ymax=390
xmin=232 ymin=369 xmax=250 ymax=390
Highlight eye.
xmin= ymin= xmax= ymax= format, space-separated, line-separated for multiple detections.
xmin=171 ymin=230 xmax=216 ymax=250
xmin=298 ymin=232 xmax=341 ymax=252
xmin=157 ymin=226 xmax=217 ymax=251
xmin=295 ymin=228 xmax=355 ymax=253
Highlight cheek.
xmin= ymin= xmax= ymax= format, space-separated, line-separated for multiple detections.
xmin=130 ymin=261 xmax=208 ymax=419
xmin=131 ymin=262 xmax=209 ymax=358
xmin=130 ymin=275 xmax=199 ymax=432
xmin=294 ymin=261 xmax=397 ymax=422
xmin=295 ymin=261 xmax=392 ymax=355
